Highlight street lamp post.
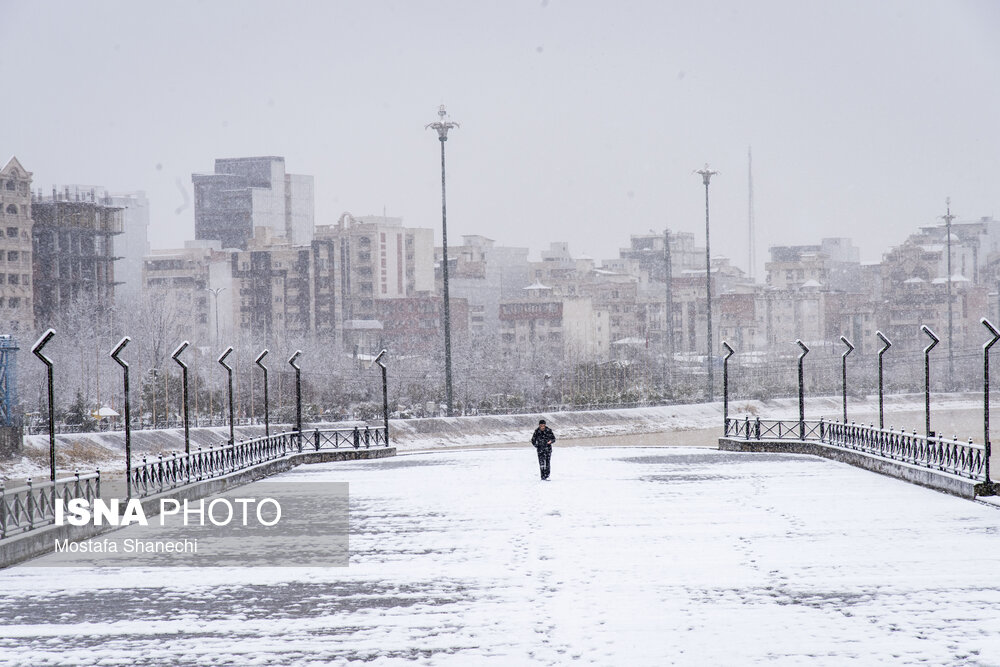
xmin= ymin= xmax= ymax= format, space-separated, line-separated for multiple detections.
xmin=695 ymin=164 xmax=718 ymax=402
xmin=110 ymin=337 xmax=132 ymax=497
xmin=981 ymin=318 xmax=1000 ymax=494
xmin=876 ymin=330 xmax=892 ymax=429
xmin=255 ymin=349 xmax=269 ymax=437
xmin=374 ymin=349 xmax=389 ymax=445
xmin=721 ymin=341 xmax=734 ymax=431
xmin=796 ymin=340 xmax=809 ymax=441
xmin=922 ymin=325 xmax=939 ymax=441
xmin=218 ymin=346 xmax=234 ymax=446
xmin=171 ymin=341 xmax=191 ymax=453
xmin=31 ymin=329 xmax=56 ymax=482
xmin=426 ymin=105 xmax=459 ymax=417
xmin=288 ymin=350 xmax=302 ymax=449
xmin=206 ymin=287 xmax=225 ymax=343
xmin=840 ymin=336 xmax=854 ymax=424
xmin=941 ymin=199 xmax=956 ymax=388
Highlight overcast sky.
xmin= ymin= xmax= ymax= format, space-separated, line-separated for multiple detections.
xmin=3 ymin=0 xmax=998 ymax=274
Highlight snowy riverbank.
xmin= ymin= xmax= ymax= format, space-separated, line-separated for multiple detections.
xmin=2 ymin=391 xmax=992 ymax=480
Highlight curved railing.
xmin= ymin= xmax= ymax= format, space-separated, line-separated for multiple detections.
xmin=130 ymin=425 xmax=388 ymax=498
xmin=725 ymin=417 xmax=986 ymax=481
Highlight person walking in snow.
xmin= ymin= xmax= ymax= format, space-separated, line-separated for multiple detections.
xmin=531 ymin=419 xmax=556 ymax=480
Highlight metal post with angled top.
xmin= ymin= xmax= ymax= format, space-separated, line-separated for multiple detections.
xmin=255 ymin=349 xmax=269 ymax=437
xmin=289 ymin=350 xmax=302 ymax=448
xmin=981 ymin=318 xmax=1000 ymax=494
xmin=172 ymin=341 xmax=191 ymax=453
xmin=374 ymin=349 xmax=389 ymax=445
xmin=31 ymin=329 xmax=56 ymax=482
xmin=876 ymin=331 xmax=892 ymax=429
xmin=796 ymin=340 xmax=809 ymax=440
xmin=840 ymin=336 xmax=854 ymax=424
xmin=110 ymin=337 xmax=132 ymax=498
xmin=721 ymin=341 xmax=734 ymax=431
xmin=922 ymin=325 xmax=939 ymax=441
xmin=218 ymin=346 xmax=234 ymax=446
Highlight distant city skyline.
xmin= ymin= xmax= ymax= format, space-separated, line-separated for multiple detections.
xmin=3 ymin=1 xmax=998 ymax=276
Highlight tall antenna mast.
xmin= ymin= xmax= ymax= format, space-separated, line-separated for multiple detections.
xmin=748 ymin=146 xmax=756 ymax=280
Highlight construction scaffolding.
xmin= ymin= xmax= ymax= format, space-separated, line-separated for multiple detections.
xmin=31 ymin=188 xmax=124 ymax=325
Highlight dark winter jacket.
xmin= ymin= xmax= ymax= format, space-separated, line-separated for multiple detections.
xmin=531 ymin=426 xmax=556 ymax=449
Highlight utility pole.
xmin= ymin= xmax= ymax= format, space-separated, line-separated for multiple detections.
xmin=696 ymin=164 xmax=719 ymax=402
xmin=941 ymin=198 xmax=956 ymax=388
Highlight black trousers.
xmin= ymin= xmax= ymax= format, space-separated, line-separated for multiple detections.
xmin=536 ymin=445 xmax=552 ymax=479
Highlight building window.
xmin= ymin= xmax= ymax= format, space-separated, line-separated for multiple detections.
xmin=4 ymin=181 xmax=14 ymax=191
xmin=5 ymin=205 xmax=16 ymax=215
xmin=8 ymin=274 xmax=18 ymax=285
xmin=6 ymin=227 xmax=17 ymax=237
xmin=9 ymin=297 xmax=19 ymax=308
xmin=7 ymin=251 xmax=17 ymax=262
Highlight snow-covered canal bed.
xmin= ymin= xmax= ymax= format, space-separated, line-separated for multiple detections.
xmin=2 ymin=446 xmax=999 ymax=665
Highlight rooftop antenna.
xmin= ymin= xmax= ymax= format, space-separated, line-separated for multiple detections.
xmin=748 ymin=146 xmax=756 ymax=280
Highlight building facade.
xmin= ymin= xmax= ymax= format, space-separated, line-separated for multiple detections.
xmin=192 ymin=157 xmax=314 ymax=250
xmin=0 ymin=157 xmax=34 ymax=335
xmin=315 ymin=213 xmax=434 ymax=325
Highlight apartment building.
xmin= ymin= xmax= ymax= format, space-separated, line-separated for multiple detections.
xmin=315 ymin=213 xmax=434 ymax=325
xmin=499 ymin=283 xmax=609 ymax=363
xmin=0 ymin=157 xmax=34 ymax=335
xmin=230 ymin=229 xmax=339 ymax=341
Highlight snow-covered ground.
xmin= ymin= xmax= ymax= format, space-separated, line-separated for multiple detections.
xmin=2 ymin=446 xmax=1000 ymax=665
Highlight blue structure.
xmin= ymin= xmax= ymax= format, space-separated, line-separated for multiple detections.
xmin=0 ymin=335 xmax=18 ymax=427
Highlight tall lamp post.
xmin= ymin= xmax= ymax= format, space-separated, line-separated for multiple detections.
xmin=206 ymin=287 xmax=226 ymax=343
xmin=426 ymin=105 xmax=459 ymax=416
xmin=941 ymin=199 xmax=955 ymax=388
xmin=695 ymin=164 xmax=718 ymax=402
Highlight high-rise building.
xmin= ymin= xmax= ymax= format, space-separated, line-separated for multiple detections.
xmin=192 ymin=157 xmax=314 ymax=250
xmin=0 ymin=157 xmax=34 ymax=335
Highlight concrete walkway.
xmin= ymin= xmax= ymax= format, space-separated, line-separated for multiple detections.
xmin=2 ymin=446 xmax=1000 ymax=665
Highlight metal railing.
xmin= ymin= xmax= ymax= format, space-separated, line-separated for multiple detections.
xmin=130 ymin=425 xmax=388 ymax=498
xmin=1 ymin=471 xmax=101 ymax=540
xmin=725 ymin=417 xmax=987 ymax=481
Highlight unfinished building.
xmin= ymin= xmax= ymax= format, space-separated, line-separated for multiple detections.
xmin=31 ymin=188 xmax=123 ymax=326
